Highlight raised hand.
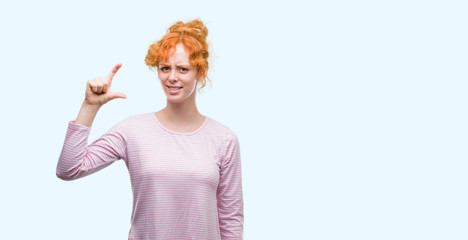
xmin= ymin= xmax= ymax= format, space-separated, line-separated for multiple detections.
xmin=84 ymin=63 xmax=127 ymax=107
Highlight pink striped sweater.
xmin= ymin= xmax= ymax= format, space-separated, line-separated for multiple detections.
xmin=56 ymin=112 xmax=244 ymax=240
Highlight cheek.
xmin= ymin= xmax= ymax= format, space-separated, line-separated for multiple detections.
xmin=187 ymin=77 xmax=198 ymax=88
xmin=158 ymin=73 xmax=170 ymax=86
xmin=188 ymin=80 xmax=198 ymax=93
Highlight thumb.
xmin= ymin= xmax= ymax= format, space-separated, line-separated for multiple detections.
xmin=106 ymin=92 xmax=127 ymax=101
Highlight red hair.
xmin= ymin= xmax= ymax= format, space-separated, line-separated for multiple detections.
xmin=145 ymin=19 xmax=210 ymax=90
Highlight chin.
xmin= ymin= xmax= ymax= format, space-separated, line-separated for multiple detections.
xmin=166 ymin=96 xmax=185 ymax=103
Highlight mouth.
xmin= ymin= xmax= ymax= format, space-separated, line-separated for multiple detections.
xmin=167 ymin=86 xmax=183 ymax=94
xmin=167 ymin=86 xmax=183 ymax=90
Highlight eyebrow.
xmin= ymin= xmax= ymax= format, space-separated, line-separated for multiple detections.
xmin=159 ymin=63 xmax=191 ymax=68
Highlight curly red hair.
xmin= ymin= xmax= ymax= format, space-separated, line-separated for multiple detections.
xmin=145 ymin=19 xmax=210 ymax=90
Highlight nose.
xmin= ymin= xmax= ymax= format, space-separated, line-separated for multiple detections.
xmin=169 ymin=69 xmax=178 ymax=83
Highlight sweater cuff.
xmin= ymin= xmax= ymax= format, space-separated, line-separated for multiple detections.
xmin=68 ymin=120 xmax=92 ymax=132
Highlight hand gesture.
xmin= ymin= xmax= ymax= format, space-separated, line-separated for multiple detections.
xmin=85 ymin=63 xmax=127 ymax=107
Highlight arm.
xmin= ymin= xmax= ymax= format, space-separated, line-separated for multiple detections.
xmin=56 ymin=63 xmax=128 ymax=180
xmin=217 ymin=129 xmax=244 ymax=239
xmin=56 ymin=107 xmax=131 ymax=181
xmin=74 ymin=100 xmax=101 ymax=127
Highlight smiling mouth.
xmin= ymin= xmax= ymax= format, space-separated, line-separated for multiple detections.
xmin=167 ymin=86 xmax=183 ymax=90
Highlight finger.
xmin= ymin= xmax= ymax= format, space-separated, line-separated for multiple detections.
xmin=89 ymin=79 xmax=99 ymax=93
xmin=96 ymin=84 xmax=103 ymax=93
xmin=90 ymin=80 xmax=98 ymax=92
xmin=102 ymin=82 xmax=108 ymax=93
xmin=107 ymin=63 xmax=122 ymax=85
xmin=99 ymin=79 xmax=107 ymax=93
xmin=106 ymin=92 xmax=127 ymax=101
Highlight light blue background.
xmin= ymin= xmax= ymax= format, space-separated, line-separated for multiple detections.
xmin=1 ymin=0 xmax=467 ymax=239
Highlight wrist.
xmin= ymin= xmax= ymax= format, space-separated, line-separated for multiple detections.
xmin=82 ymin=100 xmax=102 ymax=110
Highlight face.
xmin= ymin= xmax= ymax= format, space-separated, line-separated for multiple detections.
xmin=157 ymin=42 xmax=199 ymax=104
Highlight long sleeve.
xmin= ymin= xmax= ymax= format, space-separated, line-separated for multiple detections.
xmin=56 ymin=117 xmax=131 ymax=181
xmin=217 ymin=129 xmax=244 ymax=239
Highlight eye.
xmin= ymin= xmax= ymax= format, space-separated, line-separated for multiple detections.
xmin=160 ymin=66 xmax=170 ymax=72
xmin=179 ymin=67 xmax=189 ymax=72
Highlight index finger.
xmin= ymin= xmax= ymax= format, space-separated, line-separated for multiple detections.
xmin=107 ymin=63 xmax=122 ymax=83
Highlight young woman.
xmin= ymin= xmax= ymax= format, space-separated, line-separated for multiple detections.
xmin=56 ymin=19 xmax=244 ymax=240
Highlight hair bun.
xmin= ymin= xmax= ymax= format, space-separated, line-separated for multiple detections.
xmin=168 ymin=19 xmax=208 ymax=42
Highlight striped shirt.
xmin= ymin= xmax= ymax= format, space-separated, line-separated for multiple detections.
xmin=56 ymin=112 xmax=244 ymax=240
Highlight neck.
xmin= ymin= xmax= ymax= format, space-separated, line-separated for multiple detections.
xmin=160 ymin=96 xmax=203 ymax=124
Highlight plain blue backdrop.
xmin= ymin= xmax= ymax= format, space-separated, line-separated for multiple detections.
xmin=1 ymin=0 xmax=467 ymax=239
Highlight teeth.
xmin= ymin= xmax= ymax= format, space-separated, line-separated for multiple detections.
xmin=169 ymin=87 xmax=181 ymax=90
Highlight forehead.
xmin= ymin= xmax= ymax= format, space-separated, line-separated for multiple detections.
xmin=160 ymin=43 xmax=190 ymax=65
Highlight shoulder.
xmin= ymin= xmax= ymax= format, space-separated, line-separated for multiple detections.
xmin=126 ymin=112 xmax=153 ymax=121
xmin=120 ymin=112 xmax=156 ymax=125
xmin=109 ymin=112 xmax=154 ymax=132
xmin=209 ymin=118 xmax=241 ymax=163
xmin=205 ymin=117 xmax=240 ymax=155
xmin=205 ymin=117 xmax=238 ymax=140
